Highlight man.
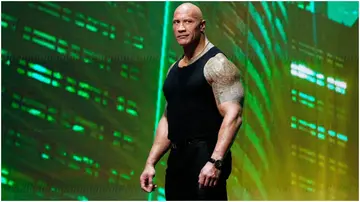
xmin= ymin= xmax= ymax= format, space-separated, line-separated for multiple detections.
xmin=140 ymin=3 xmax=244 ymax=200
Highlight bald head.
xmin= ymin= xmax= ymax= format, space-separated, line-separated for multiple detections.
xmin=172 ymin=3 xmax=206 ymax=47
xmin=174 ymin=3 xmax=203 ymax=21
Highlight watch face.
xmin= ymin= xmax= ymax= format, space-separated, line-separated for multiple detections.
xmin=215 ymin=160 xmax=223 ymax=169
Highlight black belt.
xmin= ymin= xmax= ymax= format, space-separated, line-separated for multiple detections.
xmin=170 ymin=137 xmax=213 ymax=149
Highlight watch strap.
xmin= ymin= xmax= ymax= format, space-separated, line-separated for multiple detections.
xmin=208 ymin=157 xmax=216 ymax=163
xmin=208 ymin=157 xmax=223 ymax=169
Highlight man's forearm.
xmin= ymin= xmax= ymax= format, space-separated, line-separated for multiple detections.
xmin=146 ymin=116 xmax=171 ymax=166
xmin=211 ymin=110 xmax=242 ymax=160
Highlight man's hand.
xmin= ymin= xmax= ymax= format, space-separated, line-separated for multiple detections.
xmin=198 ymin=162 xmax=221 ymax=188
xmin=140 ymin=164 xmax=157 ymax=192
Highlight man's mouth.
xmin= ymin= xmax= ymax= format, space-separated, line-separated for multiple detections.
xmin=178 ymin=35 xmax=188 ymax=39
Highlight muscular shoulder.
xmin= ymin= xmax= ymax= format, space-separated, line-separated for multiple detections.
xmin=204 ymin=53 xmax=244 ymax=105
xmin=166 ymin=62 xmax=177 ymax=76
xmin=204 ymin=53 xmax=240 ymax=85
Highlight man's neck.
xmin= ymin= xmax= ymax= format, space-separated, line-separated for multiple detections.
xmin=182 ymin=34 xmax=207 ymax=64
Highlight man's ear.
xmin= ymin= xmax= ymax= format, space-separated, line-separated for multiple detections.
xmin=200 ymin=20 xmax=206 ymax=32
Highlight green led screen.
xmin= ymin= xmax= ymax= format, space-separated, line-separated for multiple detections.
xmin=1 ymin=1 xmax=358 ymax=201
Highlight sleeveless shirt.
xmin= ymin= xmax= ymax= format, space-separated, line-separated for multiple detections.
xmin=163 ymin=46 xmax=226 ymax=143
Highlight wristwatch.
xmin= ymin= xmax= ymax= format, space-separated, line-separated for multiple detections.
xmin=208 ymin=158 xmax=223 ymax=169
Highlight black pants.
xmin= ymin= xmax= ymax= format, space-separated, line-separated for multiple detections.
xmin=165 ymin=140 xmax=232 ymax=201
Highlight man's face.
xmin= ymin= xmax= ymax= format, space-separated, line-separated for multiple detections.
xmin=172 ymin=9 xmax=205 ymax=47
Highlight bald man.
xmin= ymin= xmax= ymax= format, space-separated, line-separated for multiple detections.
xmin=140 ymin=3 xmax=244 ymax=200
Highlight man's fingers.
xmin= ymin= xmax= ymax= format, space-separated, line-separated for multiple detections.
xmin=213 ymin=178 xmax=218 ymax=187
xmin=207 ymin=178 xmax=213 ymax=187
xmin=140 ymin=176 xmax=146 ymax=189
xmin=141 ymin=181 xmax=146 ymax=190
xmin=148 ymin=176 xmax=153 ymax=187
xmin=142 ymin=185 xmax=152 ymax=193
xmin=198 ymin=172 xmax=205 ymax=188
xmin=204 ymin=176 xmax=210 ymax=187
xmin=140 ymin=175 xmax=152 ymax=192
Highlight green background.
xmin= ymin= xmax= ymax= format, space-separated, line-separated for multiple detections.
xmin=1 ymin=1 xmax=359 ymax=200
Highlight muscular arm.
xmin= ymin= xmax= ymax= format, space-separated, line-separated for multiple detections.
xmin=145 ymin=63 xmax=176 ymax=167
xmin=204 ymin=54 xmax=244 ymax=161
xmin=145 ymin=110 xmax=170 ymax=166
xmin=140 ymin=107 xmax=170 ymax=192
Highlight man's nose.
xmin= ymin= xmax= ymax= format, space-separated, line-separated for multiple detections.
xmin=178 ymin=23 xmax=186 ymax=32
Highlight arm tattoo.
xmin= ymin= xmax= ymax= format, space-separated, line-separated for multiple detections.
xmin=204 ymin=53 xmax=244 ymax=105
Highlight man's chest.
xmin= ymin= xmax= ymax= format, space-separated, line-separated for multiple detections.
xmin=163 ymin=65 xmax=210 ymax=98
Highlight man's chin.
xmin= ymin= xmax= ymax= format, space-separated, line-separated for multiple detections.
xmin=177 ymin=39 xmax=190 ymax=46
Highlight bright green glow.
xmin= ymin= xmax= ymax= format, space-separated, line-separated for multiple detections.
xmin=291 ymin=89 xmax=317 ymax=109
xmin=77 ymin=90 xmax=90 ymax=99
xmin=29 ymin=109 xmax=42 ymax=116
xmin=2 ymin=169 xmax=9 ymax=175
xmin=249 ymin=3 xmax=272 ymax=53
xmin=291 ymin=62 xmax=346 ymax=94
xmin=238 ymin=144 xmax=268 ymax=199
xmin=261 ymin=2 xmax=273 ymax=24
xmin=151 ymin=2 xmax=171 ymax=201
xmin=28 ymin=63 xmax=52 ymax=76
xmin=73 ymin=155 xmax=82 ymax=162
xmin=275 ymin=18 xmax=287 ymax=43
xmin=72 ymin=125 xmax=84 ymax=132
xmin=31 ymin=37 xmax=56 ymax=50
xmin=234 ymin=19 xmax=271 ymax=114
xmin=20 ymin=25 xmax=124 ymax=73
xmin=120 ymin=174 xmax=131 ymax=180
xmin=224 ymin=5 xmax=278 ymax=197
xmin=2 ymin=13 xmax=17 ymax=22
xmin=37 ymin=4 xmax=61 ymax=17
xmin=277 ymin=2 xmax=288 ymax=23
xmin=291 ymin=116 xmax=347 ymax=142
xmin=133 ymin=43 xmax=143 ymax=49
xmin=238 ymin=45 xmax=271 ymax=112
xmin=328 ymin=2 xmax=359 ymax=27
xmin=154 ymin=1 xmax=170 ymax=138
xmin=57 ymin=47 xmax=67 ymax=54
xmin=306 ymin=1 xmax=315 ymax=12
xmin=41 ymin=153 xmax=50 ymax=159
xmin=126 ymin=109 xmax=138 ymax=117
xmin=77 ymin=196 xmax=88 ymax=201
xmin=75 ymin=20 xmax=85 ymax=27
xmin=295 ymin=2 xmax=359 ymax=27
xmin=247 ymin=30 xmax=271 ymax=82
xmin=5 ymin=48 xmax=137 ymax=114
xmin=27 ymin=71 xmax=51 ymax=84
xmin=2 ymin=49 xmax=10 ymax=56
xmin=247 ymin=92 xmax=270 ymax=141
xmin=245 ymin=124 xmax=269 ymax=170
xmin=33 ymin=29 xmax=56 ymax=42
xmin=2 ymin=21 xmax=8 ymax=28
xmin=2 ymin=177 xmax=8 ymax=184
xmin=42 ymin=2 xmax=61 ymax=10
xmin=28 ymin=2 xmax=116 ymax=39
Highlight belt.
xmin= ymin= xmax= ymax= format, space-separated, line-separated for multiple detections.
xmin=170 ymin=137 xmax=211 ymax=149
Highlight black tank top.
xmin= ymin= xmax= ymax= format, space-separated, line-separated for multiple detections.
xmin=163 ymin=46 xmax=225 ymax=143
